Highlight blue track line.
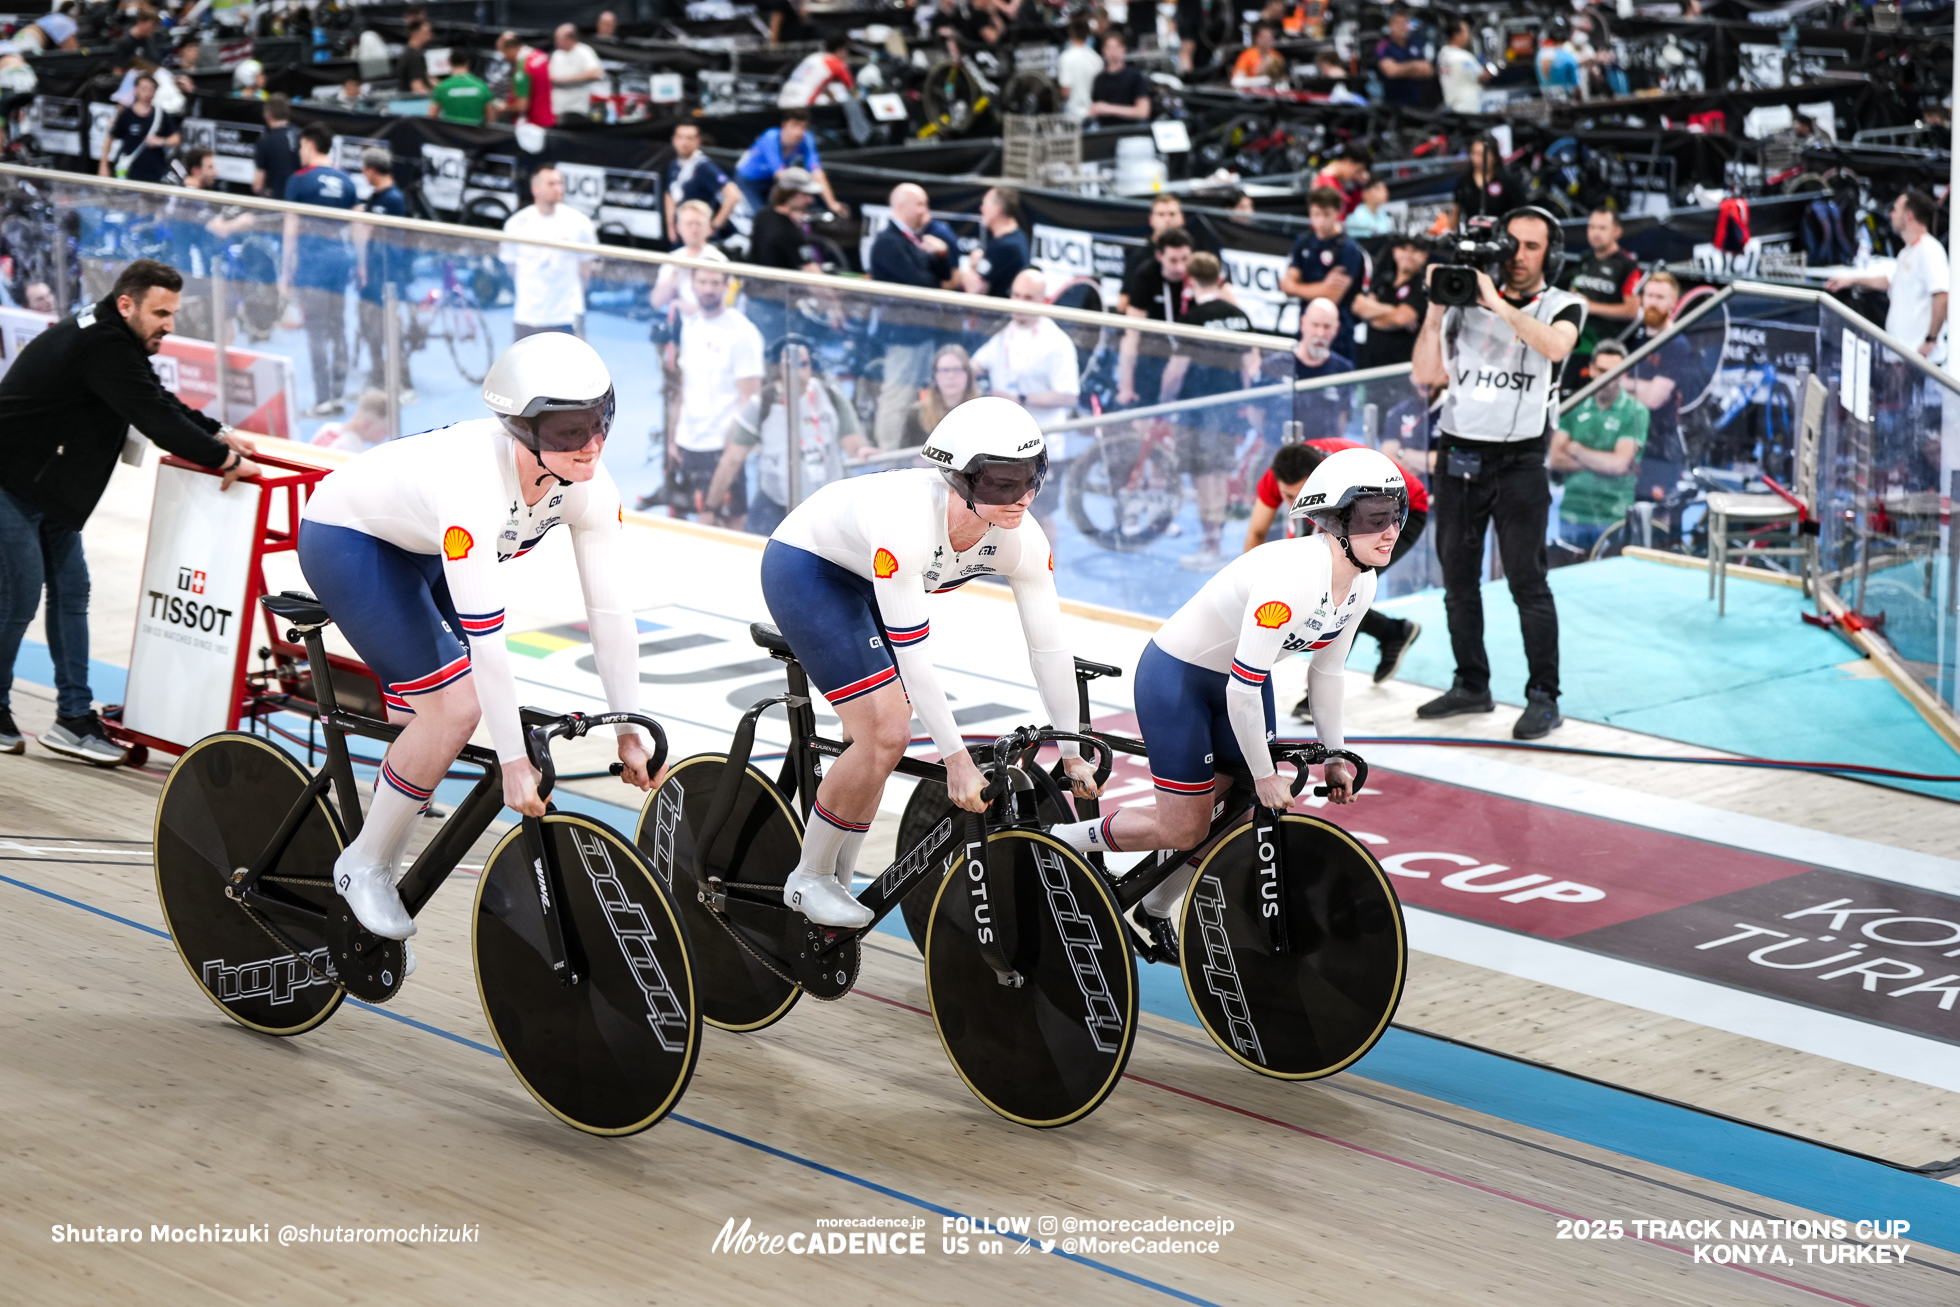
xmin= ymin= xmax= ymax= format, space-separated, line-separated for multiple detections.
xmin=3 ymin=867 xmax=1220 ymax=1305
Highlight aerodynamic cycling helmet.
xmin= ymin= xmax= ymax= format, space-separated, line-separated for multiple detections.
xmin=1289 ymin=447 xmax=1408 ymax=569
xmin=482 ymin=333 xmax=618 ymax=469
xmin=921 ymin=396 xmax=1049 ymax=510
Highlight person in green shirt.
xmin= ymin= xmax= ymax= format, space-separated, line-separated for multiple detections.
xmin=428 ymin=48 xmax=491 ymax=125
xmin=1551 ymin=338 xmax=1649 ymax=553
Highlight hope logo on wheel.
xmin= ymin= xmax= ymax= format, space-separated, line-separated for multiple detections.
xmin=443 ymin=526 xmax=475 ymax=560
xmin=872 ymin=548 xmax=899 ymax=579
xmin=1254 ymin=600 xmax=1292 ymax=629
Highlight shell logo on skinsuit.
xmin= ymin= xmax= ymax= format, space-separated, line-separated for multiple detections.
xmin=872 ymin=548 xmax=899 ymax=579
xmin=1047 ymin=552 xmax=1054 ymax=572
xmin=442 ymin=526 xmax=474 ymax=561
xmin=1254 ymin=600 xmax=1292 ymax=629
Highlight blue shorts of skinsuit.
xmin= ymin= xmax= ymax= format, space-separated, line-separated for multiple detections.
xmin=1133 ymin=639 xmax=1275 ymax=795
xmin=759 ymin=540 xmax=905 ymax=704
xmin=297 ymin=521 xmax=498 ymax=715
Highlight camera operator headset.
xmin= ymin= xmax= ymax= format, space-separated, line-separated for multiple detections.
xmin=1407 ymin=205 xmax=1584 ymax=738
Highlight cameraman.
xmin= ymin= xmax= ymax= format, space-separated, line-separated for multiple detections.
xmin=1411 ymin=209 xmax=1585 ymax=740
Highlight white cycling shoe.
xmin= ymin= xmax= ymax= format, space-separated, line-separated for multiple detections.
xmin=783 ymin=869 xmax=872 ymax=929
xmin=333 ymin=852 xmax=418 ymax=940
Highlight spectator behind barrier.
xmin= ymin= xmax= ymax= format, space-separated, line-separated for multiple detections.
xmin=1345 ymin=177 xmax=1394 ymax=242
xmin=1437 ymin=20 xmax=1487 ymax=114
xmin=501 ymin=166 xmax=599 ymax=340
xmin=651 ymin=199 xmax=731 ymax=316
xmin=972 ymin=267 xmax=1081 ymax=432
xmin=1290 ymin=297 xmax=1353 ymax=441
xmin=281 ymin=124 xmax=359 ymax=418
xmin=253 ymin=95 xmax=299 ymax=199
xmin=495 ymin=30 xmax=555 ymax=128
xmin=1232 ymin=24 xmax=1287 ymax=90
xmin=956 ymin=186 xmax=1028 ymax=298
xmin=0 ymin=259 xmax=260 ymax=763
xmin=869 ymin=182 xmax=957 ymax=448
xmin=1375 ymin=6 xmax=1433 ymax=108
xmin=1121 ymin=194 xmax=1193 ymax=293
xmin=901 ymin=344 xmax=981 ymax=448
xmin=1117 ymin=225 xmax=1195 ymax=407
xmin=1451 ymin=137 xmax=1526 ymax=228
xmin=550 ymin=23 xmax=605 ymax=123
xmin=354 ymin=149 xmax=413 ymax=398
xmin=710 ymin=340 xmax=867 ymax=536
xmin=1551 ymin=339 xmax=1647 ymax=554
xmin=99 ymin=72 xmax=179 ymax=184
xmin=1350 ymin=235 xmax=1428 ymax=369
xmin=1163 ymin=250 xmax=1259 ymax=571
xmin=662 ymin=266 xmax=763 ymax=524
xmin=430 ymin=47 xmax=490 ymax=124
xmin=1622 ymin=269 xmax=1698 ymax=502
xmin=664 ymin=122 xmax=741 ymax=235
xmin=1056 ymin=15 xmax=1103 ymax=120
xmin=1282 ymin=187 xmax=1367 ymax=361
xmin=397 ymin=18 xmax=434 ymax=95
xmin=1087 ymin=34 xmax=1151 ymax=127
xmin=778 ymin=35 xmax=857 ymax=108
xmin=734 ymin=109 xmax=844 ymax=218
xmin=310 ymin=389 xmax=393 ymax=455
xmin=1562 ymin=208 xmax=1643 ymax=387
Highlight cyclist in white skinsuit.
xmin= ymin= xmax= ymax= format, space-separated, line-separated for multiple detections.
xmin=1049 ymin=448 xmax=1404 ymax=944
xmin=761 ymin=396 xmax=1103 ymax=927
xmin=297 ymin=334 xmax=655 ymax=950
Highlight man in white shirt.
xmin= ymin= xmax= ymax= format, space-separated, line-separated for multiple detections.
xmin=1056 ymin=15 xmax=1103 ymax=121
xmin=1828 ymin=188 xmax=1948 ymax=363
xmin=668 ymin=267 xmax=764 ymax=524
xmin=500 ymin=167 xmax=599 ymax=338
xmin=971 ymin=269 xmax=1081 ymax=431
xmin=549 ymin=23 xmax=606 ymax=122
xmin=1437 ymin=19 xmax=1487 ymax=115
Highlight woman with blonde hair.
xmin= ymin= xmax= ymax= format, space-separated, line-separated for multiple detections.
xmin=901 ymin=343 xmax=981 ymax=447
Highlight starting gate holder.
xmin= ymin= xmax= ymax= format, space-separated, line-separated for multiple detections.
xmin=103 ymin=451 xmax=383 ymax=768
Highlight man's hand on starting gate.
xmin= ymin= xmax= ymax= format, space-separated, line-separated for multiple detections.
xmin=220 ymin=457 xmax=264 ymax=490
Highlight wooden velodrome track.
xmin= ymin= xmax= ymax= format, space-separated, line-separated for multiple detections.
xmin=5 ymin=445 xmax=1960 ymax=1304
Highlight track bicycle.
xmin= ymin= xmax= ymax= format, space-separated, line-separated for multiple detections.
xmin=405 ymin=255 xmax=500 ymax=385
xmin=897 ymin=679 xmax=1407 ymax=1082
xmin=636 ymin=622 xmax=1146 ymax=1127
xmin=153 ymin=592 xmax=703 ymax=1137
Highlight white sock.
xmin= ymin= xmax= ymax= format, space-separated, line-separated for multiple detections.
xmin=1141 ymin=864 xmax=1198 ymax=919
xmin=795 ymin=798 xmax=868 ymax=882
xmin=345 ymin=759 xmax=435 ymax=872
xmin=1050 ymin=814 xmax=1124 ymax=854
xmin=833 ymin=828 xmax=868 ymax=889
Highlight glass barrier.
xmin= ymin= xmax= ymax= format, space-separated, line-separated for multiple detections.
xmin=1573 ymin=282 xmax=1958 ymax=722
xmin=0 ymin=163 xmax=1368 ymax=623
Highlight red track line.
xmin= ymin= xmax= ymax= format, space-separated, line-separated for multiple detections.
xmin=850 ymin=987 xmax=1875 ymax=1307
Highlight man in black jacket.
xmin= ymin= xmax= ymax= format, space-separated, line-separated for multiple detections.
xmin=0 ymin=259 xmax=260 ymax=764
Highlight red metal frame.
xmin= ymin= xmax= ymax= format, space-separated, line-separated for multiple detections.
xmin=102 ymin=451 xmax=381 ymax=763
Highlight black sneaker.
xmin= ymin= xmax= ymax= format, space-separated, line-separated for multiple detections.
xmin=1291 ymin=694 xmax=1313 ymax=723
xmin=0 ymin=704 xmax=22 ymax=754
xmin=1372 ymin=619 xmax=1422 ymax=684
xmin=1416 ymin=679 xmax=1496 ymax=719
xmin=1512 ymin=689 xmax=1563 ymax=740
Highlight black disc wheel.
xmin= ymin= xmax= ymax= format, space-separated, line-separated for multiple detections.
xmin=925 ymin=830 xmax=1137 ymax=1128
xmin=1065 ymin=431 xmax=1183 ymax=552
xmin=635 ymin=754 xmax=806 ymax=1032
xmin=474 ymin=814 xmax=702 ymax=1136
xmin=1178 ymin=814 xmax=1405 ymax=1079
xmin=897 ymin=778 xmax=1072 ymax=956
xmin=154 ymin=732 xmax=347 ymax=1037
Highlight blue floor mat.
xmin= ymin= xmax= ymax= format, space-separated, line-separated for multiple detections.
xmin=1371 ymin=557 xmax=1960 ymax=802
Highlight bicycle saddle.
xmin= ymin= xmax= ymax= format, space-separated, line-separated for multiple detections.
xmin=262 ymin=590 xmax=333 ymax=631
xmin=750 ymin=622 xmax=795 ymax=658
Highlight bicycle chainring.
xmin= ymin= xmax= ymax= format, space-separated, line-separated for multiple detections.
xmin=325 ymin=900 xmax=407 ymax=1003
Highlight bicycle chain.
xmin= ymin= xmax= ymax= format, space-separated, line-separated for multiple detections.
xmin=707 ymin=896 xmax=803 ymax=992
xmin=228 ymin=891 xmax=340 ymax=990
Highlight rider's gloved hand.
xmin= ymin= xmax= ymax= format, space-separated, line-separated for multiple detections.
xmin=1061 ymin=754 xmax=1103 ymax=800
xmin=1322 ymin=758 xmax=1358 ymax=805
xmin=1254 ymin=771 xmax=1296 ymax=813
xmin=945 ymin=749 xmax=988 ymax=813
xmin=502 ymin=757 xmax=549 ymax=817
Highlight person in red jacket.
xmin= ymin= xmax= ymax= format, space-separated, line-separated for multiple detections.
xmin=1243 ymin=439 xmax=1426 ymax=708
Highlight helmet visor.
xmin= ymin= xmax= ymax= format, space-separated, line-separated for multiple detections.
xmin=1344 ymin=492 xmax=1408 ymax=536
xmin=963 ymin=452 xmax=1048 ymax=506
xmin=526 ymin=392 xmax=617 ymax=452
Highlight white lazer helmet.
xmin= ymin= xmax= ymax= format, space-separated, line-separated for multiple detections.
xmin=481 ymin=333 xmax=617 ymax=454
xmin=921 ymin=395 xmax=1049 ymax=509
xmin=1289 ymin=447 xmax=1408 ymax=568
